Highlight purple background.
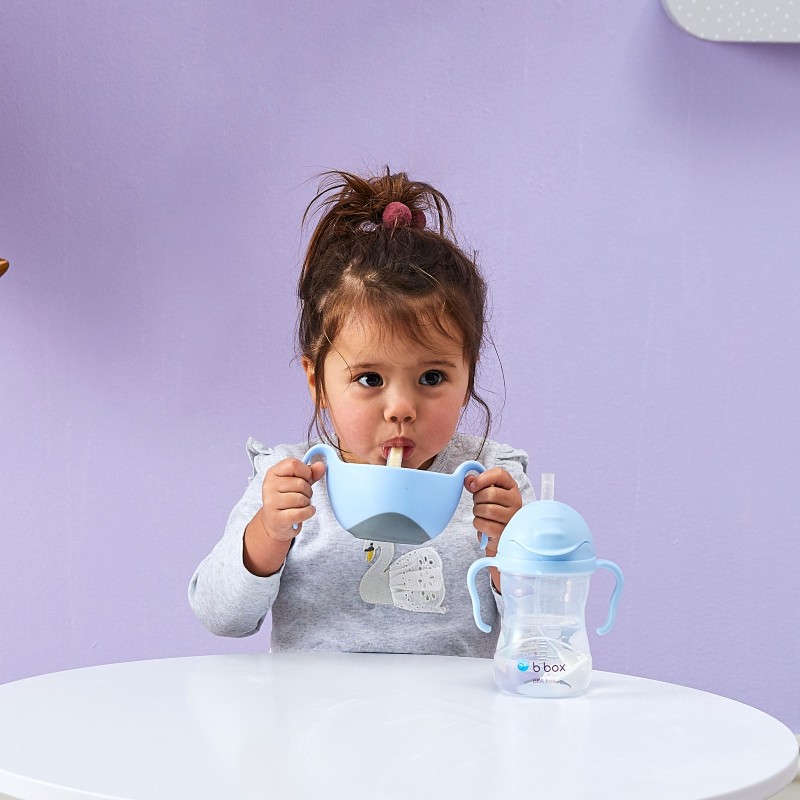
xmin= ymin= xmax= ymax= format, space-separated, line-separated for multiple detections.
xmin=2 ymin=2 xmax=798 ymax=730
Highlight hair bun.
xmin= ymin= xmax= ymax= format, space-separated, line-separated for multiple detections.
xmin=382 ymin=201 xmax=413 ymax=228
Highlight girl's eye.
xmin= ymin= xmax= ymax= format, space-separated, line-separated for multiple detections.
xmin=419 ymin=370 xmax=445 ymax=386
xmin=356 ymin=373 xmax=383 ymax=388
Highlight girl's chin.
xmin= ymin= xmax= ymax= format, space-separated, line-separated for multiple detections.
xmin=337 ymin=451 xmax=372 ymax=465
xmin=401 ymin=453 xmax=436 ymax=470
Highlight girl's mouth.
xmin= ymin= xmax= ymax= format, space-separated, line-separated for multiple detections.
xmin=381 ymin=439 xmax=415 ymax=464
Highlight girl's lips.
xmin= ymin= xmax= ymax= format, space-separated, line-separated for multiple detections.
xmin=381 ymin=440 xmax=415 ymax=463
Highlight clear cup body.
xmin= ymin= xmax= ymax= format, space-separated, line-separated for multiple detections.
xmin=494 ymin=572 xmax=592 ymax=698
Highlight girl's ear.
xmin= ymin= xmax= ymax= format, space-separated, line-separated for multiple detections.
xmin=302 ymin=357 xmax=325 ymax=408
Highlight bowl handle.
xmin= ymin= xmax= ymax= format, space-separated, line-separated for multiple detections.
xmin=453 ymin=461 xmax=488 ymax=548
xmin=301 ymin=442 xmax=338 ymax=465
xmin=453 ymin=460 xmax=486 ymax=481
xmin=291 ymin=444 xmax=339 ymax=530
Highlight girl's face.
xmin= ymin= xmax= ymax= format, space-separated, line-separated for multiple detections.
xmin=304 ymin=314 xmax=471 ymax=469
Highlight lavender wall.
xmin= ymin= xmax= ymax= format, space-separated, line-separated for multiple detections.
xmin=2 ymin=1 xmax=798 ymax=730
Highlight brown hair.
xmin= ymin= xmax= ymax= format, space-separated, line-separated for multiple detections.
xmin=298 ymin=168 xmax=492 ymax=450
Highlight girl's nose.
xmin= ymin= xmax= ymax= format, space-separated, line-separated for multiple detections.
xmin=385 ymin=391 xmax=416 ymax=424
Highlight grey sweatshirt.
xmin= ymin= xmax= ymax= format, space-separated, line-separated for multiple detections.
xmin=188 ymin=433 xmax=535 ymax=658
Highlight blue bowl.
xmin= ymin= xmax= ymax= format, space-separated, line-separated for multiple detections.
xmin=303 ymin=443 xmax=485 ymax=545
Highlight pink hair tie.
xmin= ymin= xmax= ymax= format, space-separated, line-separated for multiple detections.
xmin=382 ymin=201 xmax=426 ymax=229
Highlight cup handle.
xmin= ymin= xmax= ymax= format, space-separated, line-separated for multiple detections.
xmin=467 ymin=556 xmax=497 ymax=632
xmin=595 ymin=559 xmax=624 ymax=635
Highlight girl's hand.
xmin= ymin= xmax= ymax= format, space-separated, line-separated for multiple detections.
xmin=243 ymin=458 xmax=326 ymax=577
xmin=259 ymin=457 xmax=327 ymax=542
xmin=465 ymin=467 xmax=523 ymax=557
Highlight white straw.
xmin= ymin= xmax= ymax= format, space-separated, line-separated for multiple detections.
xmin=387 ymin=447 xmax=403 ymax=467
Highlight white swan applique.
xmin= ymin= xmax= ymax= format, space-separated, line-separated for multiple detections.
xmin=359 ymin=540 xmax=446 ymax=614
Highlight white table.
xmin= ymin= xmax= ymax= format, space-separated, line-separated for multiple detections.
xmin=0 ymin=653 xmax=796 ymax=800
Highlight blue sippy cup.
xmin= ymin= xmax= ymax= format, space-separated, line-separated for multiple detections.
xmin=467 ymin=474 xmax=623 ymax=698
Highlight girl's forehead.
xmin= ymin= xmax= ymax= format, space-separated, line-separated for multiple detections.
xmin=333 ymin=313 xmax=464 ymax=361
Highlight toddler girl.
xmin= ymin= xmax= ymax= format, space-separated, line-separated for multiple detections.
xmin=189 ymin=169 xmax=536 ymax=656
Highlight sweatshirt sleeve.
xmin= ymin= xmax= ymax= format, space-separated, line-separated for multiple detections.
xmin=187 ymin=439 xmax=284 ymax=638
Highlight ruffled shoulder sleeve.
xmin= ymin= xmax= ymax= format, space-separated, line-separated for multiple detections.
xmin=245 ymin=438 xmax=310 ymax=481
xmin=480 ymin=438 xmax=537 ymax=504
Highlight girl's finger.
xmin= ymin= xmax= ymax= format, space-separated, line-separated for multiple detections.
xmin=269 ymin=458 xmax=315 ymax=482
xmin=473 ymin=515 xmax=506 ymax=538
xmin=473 ymin=500 xmax=517 ymax=524
xmin=471 ymin=485 xmax=517 ymax=508
xmin=273 ymin=492 xmax=314 ymax=512
xmin=466 ymin=467 xmax=518 ymax=493
xmin=284 ymin=504 xmax=316 ymax=524
xmin=308 ymin=460 xmax=327 ymax=484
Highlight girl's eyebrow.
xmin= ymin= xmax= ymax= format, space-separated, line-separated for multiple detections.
xmin=345 ymin=363 xmax=376 ymax=373
xmin=347 ymin=358 xmax=460 ymax=372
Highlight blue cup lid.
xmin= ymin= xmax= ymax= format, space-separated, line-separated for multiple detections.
xmin=493 ymin=500 xmax=597 ymax=575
